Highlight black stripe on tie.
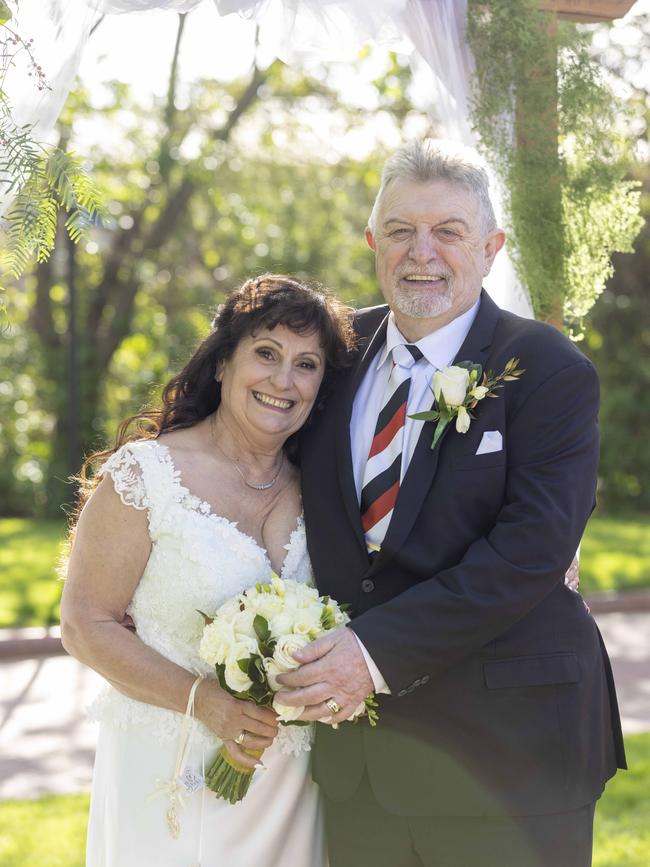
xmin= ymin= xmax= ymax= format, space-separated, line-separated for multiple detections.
xmin=406 ymin=344 xmax=423 ymax=362
xmin=374 ymin=378 xmax=410 ymax=437
xmin=360 ymin=453 xmax=402 ymax=515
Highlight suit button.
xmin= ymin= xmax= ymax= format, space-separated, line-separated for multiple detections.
xmin=361 ymin=579 xmax=375 ymax=593
xmin=398 ymin=689 xmax=408 ymax=697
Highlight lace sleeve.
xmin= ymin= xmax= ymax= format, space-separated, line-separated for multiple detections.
xmin=99 ymin=442 xmax=152 ymax=511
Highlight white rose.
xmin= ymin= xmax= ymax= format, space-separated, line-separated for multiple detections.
xmin=232 ymin=608 xmax=257 ymax=639
xmin=268 ymin=610 xmax=295 ymax=639
xmin=224 ymin=656 xmax=253 ymax=693
xmin=214 ymin=597 xmax=243 ymax=623
xmin=262 ymin=657 xmax=285 ymax=692
xmin=292 ymin=602 xmax=326 ymax=635
xmin=273 ymin=694 xmax=304 ymax=722
xmin=248 ymin=592 xmax=284 ymax=619
xmin=432 ymin=366 xmax=470 ymax=407
xmin=199 ymin=619 xmax=236 ymax=667
xmin=273 ymin=633 xmax=311 ymax=671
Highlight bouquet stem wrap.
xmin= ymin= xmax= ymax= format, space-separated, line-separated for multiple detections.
xmin=204 ymin=746 xmax=264 ymax=804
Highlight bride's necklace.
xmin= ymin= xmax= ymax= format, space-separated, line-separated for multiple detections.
xmin=230 ymin=452 xmax=284 ymax=491
xmin=211 ymin=418 xmax=284 ymax=491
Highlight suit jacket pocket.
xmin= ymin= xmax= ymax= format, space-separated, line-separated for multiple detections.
xmin=483 ymin=652 xmax=580 ymax=689
xmin=454 ymin=451 xmax=506 ymax=471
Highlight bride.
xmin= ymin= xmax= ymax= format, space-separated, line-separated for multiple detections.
xmin=60 ymin=274 xmax=355 ymax=867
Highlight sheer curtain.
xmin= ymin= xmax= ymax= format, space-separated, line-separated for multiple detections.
xmin=2 ymin=0 xmax=531 ymax=315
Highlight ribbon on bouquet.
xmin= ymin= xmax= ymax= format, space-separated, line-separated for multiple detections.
xmin=148 ymin=673 xmax=205 ymax=839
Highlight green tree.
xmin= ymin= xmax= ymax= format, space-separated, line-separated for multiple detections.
xmin=0 ymin=24 xmax=417 ymax=516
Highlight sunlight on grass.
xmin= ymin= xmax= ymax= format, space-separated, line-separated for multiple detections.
xmin=594 ymin=733 xmax=650 ymax=867
xmin=0 ymin=737 xmax=647 ymax=866
xmin=0 ymin=519 xmax=67 ymax=628
xmin=0 ymin=794 xmax=88 ymax=867
xmin=580 ymin=516 xmax=650 ymax=595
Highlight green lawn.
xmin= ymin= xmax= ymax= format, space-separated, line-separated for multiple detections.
xmin=0 ymin=513 xmax=649 ymax=628
xmin=0 ymin=735 xmax=648 ymax=866
xmin=0 ymin=793 xmax=89 ymax=867
xmin=0 ymin=519 xmax=68 ymax=628
xmin=579 ymin=515 xmax=650 ymax=595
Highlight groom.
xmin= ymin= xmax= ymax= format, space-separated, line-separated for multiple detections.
xmin=276 ymin=141 xmax=625 ymax=866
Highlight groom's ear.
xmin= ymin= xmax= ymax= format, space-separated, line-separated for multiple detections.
xmin=483 ymin=228 xmax=506 ymax=275
xmin=365 ymin=227 xmax=376 ymax=251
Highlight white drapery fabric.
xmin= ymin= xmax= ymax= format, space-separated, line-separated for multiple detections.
xmin=2 ymin=0 xmax=532 ymax=315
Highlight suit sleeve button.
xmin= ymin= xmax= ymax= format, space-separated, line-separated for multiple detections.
xmin=398 ymin=689 xmax=408 ymax=697
xmin=361 ymin=579 xmax=375 ymax=593
xmin=421 ymin=675 xmax=430 ymax=685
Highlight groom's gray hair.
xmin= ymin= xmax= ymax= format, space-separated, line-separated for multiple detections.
xmin=368 ymin=140 xmax=498 ymax=236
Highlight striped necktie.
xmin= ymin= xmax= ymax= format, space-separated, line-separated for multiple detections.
xmin=360 ymin=343 xmax=423 ymax=553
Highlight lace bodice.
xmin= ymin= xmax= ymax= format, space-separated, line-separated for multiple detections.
xmin=87 ymin=439 xmax=314 ymax=756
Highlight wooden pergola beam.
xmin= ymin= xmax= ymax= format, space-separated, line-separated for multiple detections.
xmin=537 ymin=1 xmax=635 ymax=22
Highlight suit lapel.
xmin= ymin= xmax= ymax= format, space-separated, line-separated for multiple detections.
xmin=334 ymin=310 xmax=391 ymax=557
xmin=373 ymin=291 xmax=502 ymax=570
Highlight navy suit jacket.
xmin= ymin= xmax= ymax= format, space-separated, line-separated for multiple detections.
xmin=300 ymin=291 xmax=626 ymax=817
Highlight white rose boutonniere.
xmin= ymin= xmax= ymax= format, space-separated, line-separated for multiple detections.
xmin=411 ymin=357 xmax=525 ymax=449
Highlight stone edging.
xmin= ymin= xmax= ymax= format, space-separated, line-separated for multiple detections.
xmin=1 ymin=589 xmax=650 ymax=660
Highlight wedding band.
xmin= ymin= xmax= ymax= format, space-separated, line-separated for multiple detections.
xmin=326 ymin=699 xmax=341 ymax=715
xmin=235 ymin=730 xmax=246 ymax=746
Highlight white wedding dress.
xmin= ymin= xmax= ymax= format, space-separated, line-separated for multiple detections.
xmin=85 ymin=439 xmax=327 ymax=867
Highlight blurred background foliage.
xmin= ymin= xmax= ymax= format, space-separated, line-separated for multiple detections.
xmin=0 ymin=14 xmax=647 ymax=523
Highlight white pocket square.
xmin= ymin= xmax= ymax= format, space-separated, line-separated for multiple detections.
xmin=476 ymin=430 xmax=503 ymax=455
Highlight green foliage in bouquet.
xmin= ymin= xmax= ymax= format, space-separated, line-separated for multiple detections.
xmin=467 ymin=0 xmax=643 ymax=336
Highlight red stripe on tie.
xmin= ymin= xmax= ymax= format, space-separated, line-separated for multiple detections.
xmin=361 ymin=479 xmax=400 ymax=532
xmin=367 ymin=402 xmax=407 ymax=459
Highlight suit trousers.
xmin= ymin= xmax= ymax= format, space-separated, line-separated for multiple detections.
xmin=324 ymin=772 xmax=596 ymax=867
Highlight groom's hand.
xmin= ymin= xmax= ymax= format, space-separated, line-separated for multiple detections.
xmin=274 ymin=627 xmax=374 ymax=725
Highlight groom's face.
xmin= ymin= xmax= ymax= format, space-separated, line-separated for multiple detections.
xmin=366 ymin=177 xmax=504 ymax=340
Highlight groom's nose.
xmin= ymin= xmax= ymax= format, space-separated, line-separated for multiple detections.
xmin=410 ymin=228 xmax=438 ymax=264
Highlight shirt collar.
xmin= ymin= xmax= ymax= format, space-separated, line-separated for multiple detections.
xmin=376 ymin=298 xmax=481 ymax=372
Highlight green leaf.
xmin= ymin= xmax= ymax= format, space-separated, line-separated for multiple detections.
xmin=237 ymin=657 xmax=252 ymax=674
xmin=253 ymin=614 xmax=271 ymax=645
xmin=408 ymin=410 xmax=439 ymax=422
xmin=430 ymin=418 xmax=450 ymax=450
xmin=0 ymin=3 xmax=13 ymax=25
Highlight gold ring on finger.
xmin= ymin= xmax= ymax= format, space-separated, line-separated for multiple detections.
xmin=326 ymin=698 xmax=341 ymax=715
xmin=235 ymin=730 xmax=246 ymax=746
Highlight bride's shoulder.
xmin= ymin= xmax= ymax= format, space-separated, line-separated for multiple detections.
xmin=98 ymin=437 xmax=178 ymax=511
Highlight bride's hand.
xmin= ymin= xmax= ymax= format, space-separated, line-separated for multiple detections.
xmin=195 ymin=680 xmax=278 ymax=769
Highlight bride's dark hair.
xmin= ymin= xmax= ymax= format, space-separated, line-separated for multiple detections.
xmin=77 ymin=274 xmax=355 ymax=506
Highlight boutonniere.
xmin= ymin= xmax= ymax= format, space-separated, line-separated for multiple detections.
xmin=410 ymin=358 xmax=525 ymax=450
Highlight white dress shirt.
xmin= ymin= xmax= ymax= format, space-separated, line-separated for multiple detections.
xmin=350 ymin=300 xmax=480 ymax=694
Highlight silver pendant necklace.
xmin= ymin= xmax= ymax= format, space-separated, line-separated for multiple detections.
xmin=230 ymin=453 xmax=284 ymax=490
xmin=211 ymin=416 xmax=284 ymax=490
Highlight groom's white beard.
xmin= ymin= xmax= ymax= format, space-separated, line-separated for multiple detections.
xmin=392 ymin=275 xmax=454 ymax=319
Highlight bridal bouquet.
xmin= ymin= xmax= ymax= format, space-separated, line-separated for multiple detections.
xmin=198 ymin=574 xmax=378 ymax=803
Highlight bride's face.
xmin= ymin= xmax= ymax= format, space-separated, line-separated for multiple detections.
xmin=217 ymin=324 xmax=326 ymax=444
